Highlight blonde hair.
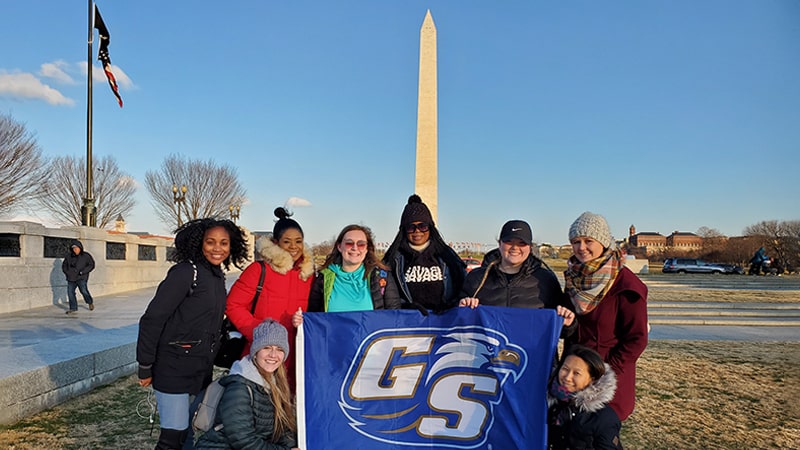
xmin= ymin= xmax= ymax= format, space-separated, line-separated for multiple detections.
xmin=255 ymin=362 xmax=296 ymax=441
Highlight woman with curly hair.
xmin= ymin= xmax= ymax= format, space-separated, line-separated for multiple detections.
xmin=292 ymin=224 xmax=400 ymax=327
xmin=226 ymin=207 xmax=314 ymax=391
xmin=136 ymin=218 xmax=248 ymax=450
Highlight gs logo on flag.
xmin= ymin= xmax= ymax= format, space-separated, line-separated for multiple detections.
xmin=339 ymin=326 xmax=528 ymax=448
xmin=299 ymin=308 xmax=560 ymax=450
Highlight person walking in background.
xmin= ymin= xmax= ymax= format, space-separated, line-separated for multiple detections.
xmin=383 ymin=194 xmax=466 ymax=313
xmin=458 ymin=220 xmax=576 ymax=332
xmin=195 ymin=319 xmax=299 ymax=450
xmin=293 ymin=224 xmax=400 ymax=326
xmin=62 ymin=239 xmax=95 ymax=314
xmin=136 ymin=218 xmax=248 ymax=450
xmin=226 ymin=207 xmax=314 ymax=391
xmin=547 ymin=345 xmax=623 ymax=450
xmin=563 ymin=211 xmax=648 ymax=422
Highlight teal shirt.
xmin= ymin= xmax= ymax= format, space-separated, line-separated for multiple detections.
xmin=326 ymin=264 xmax=374 ymax=312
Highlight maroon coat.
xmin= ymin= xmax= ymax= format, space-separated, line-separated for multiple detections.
xmin=563 ymin=266 xmax=648 ymax=421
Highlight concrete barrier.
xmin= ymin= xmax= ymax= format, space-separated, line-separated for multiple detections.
xmin=0 ymin=325 xmax=138 ymax=425
xmin=0 ymin=221 xmax=176 ymax=314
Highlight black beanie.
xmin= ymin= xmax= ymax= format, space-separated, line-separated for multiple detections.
xmin=400 ymin=194 xmax=434 ymax=228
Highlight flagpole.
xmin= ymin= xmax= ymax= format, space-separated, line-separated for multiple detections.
xmin=82 ymin=0 xmax=96 ymax=227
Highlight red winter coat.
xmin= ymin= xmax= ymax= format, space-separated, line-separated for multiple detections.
xmin=563 ymin=266 xmax=648 ymax=421
xmin=226 ymin=237 xmax=314 ymax=388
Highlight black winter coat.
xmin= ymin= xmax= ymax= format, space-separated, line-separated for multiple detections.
xmin=547 ymin=364 xmax=623 ymax=450
xmin=195 ymin=374 xmax=297 ymax=450
xmin=61 ymin=240 xmax=95 ymax=282
xmin=460 ymin=249 xmax=565 ymax=309
xmin=136 ymin=261 xmax=227 ymax=394
xmin=388 ymin=246 xmax=466 ymax=312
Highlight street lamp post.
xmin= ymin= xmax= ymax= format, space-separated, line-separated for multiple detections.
xmin=172 ymin=184 xmax=187 ymax=227
xmin=229 ymin=204 xmax=241 ymax=224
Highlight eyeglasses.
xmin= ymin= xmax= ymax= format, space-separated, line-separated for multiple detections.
xmin=342 ymin=240 xmax=368 ymax=250
xmin=405 ymin=223 xmax=430 ymax=233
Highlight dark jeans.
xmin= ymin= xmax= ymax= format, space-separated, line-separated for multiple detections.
xmin=67 ymin=279 xmax=93 ymax=311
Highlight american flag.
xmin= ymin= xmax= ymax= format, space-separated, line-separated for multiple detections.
xmin=94 ymin=5 xmax=123 ymax=107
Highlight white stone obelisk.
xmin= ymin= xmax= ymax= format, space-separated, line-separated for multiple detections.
xmin=414 ymin=10 xmax=438 ymax=223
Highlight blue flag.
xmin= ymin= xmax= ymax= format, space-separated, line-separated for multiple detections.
xmin=297 ymin=307 xmax=562 ymax=449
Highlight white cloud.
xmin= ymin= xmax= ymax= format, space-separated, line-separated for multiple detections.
xmin=285 ymin=197 xmax=312 ymax=208
xmin=39 ymin=61 xmax=75 ymax=84
xmin=0 ymin=71 xmax=75 ymax=106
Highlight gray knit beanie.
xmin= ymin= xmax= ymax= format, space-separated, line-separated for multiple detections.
xmin=569 ymin=212 xmax=612 ymax=248
xmin=250 ymin=319 xmax=289 ymax=361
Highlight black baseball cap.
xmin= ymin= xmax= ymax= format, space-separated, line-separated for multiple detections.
xmin=499 ymin=220 xmax=532 ymax=245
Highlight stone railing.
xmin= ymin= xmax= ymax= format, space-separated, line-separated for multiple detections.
xmin=0 ymin=221 xmax=177 ymax=314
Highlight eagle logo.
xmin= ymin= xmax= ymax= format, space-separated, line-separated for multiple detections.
xmin=338 ymin=326 xmax=528 ymax=448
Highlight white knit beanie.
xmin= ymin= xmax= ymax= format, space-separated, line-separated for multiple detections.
xmin=250 ymin=319 xmax=289 ymax=361
xmin=569 ymin=212 xmax=612 ymax=248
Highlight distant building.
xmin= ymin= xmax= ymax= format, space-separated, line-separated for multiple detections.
xmin=627 ymin=225 xmax=702 ymax=255
xmin=666 ymin=231 xmax=703 ymax=251
xmin=627 ymin=225 xmax=666 ymax=256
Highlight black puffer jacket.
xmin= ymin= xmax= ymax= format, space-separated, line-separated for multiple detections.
xmin=136 ymin=261 xmax=227 ymax=395
xmin=196 ymin=358 xmax=297 ymax=450
xmin=547 ymin=364 xmax=623 ymax=450
xmin=460 ymin=249 xmax=565 ymax=309
xmin=61 ymin=240 xmax=95 ymax=282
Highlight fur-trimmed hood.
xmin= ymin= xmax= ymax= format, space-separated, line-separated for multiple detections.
xmin=547 ymin=363 xmax=617 ymax=414
xmin=255 ymin=235 xmax=315 ymax=281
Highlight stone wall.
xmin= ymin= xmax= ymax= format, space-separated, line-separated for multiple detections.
xmin=0 ymin=221 xmax=175 ymax=314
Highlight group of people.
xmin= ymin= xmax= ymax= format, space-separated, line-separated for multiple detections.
xmin=135 ymin=195 xmax=648 ymax=450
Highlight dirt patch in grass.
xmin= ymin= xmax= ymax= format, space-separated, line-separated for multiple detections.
xmin=623 ymin=340 xmax=800 ymax=449
xmin=0 ymin=376 xmax=159 ymax=449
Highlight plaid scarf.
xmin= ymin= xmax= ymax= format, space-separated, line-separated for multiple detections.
xmin=564 ymin=249 xmax=621 ymax=315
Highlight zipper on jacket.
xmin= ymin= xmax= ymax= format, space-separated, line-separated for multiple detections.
xmin=169 ymin=340 xmax=202 ymax=348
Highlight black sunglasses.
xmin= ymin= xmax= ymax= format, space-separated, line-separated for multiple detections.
xmin=405 ymin=223 xmax=430 ymax=233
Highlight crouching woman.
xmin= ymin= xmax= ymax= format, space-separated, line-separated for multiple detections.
xmin=196 ymin=319 xmax=299 ymax=450
xmin=547 ymin=345 xmax=622 ymax=450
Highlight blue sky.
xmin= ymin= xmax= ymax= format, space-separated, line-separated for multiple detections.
xmin=1 ymin=1 xmax=798 ymax=248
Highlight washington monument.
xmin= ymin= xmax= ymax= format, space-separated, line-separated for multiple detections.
xmin=415 ymin=10 xmax=438 ymax=222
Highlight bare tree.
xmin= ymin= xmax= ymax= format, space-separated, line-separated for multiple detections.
xmin=144 ymin=154 xmax=247 ymax=231
xmin=697 ymin=226 xmax=727 ymax=255
xmin=743 ymin=220 xmax=800 ymax=273
xmin=38 ymin=155 xmax=137 ymax=228
xmin=696 ymin=226 xmax=724 ymax=238
xmin=0 ymin=114 xmax=47 ymax=217
xmin=311 ymin=238 xmax=336 ymax=267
